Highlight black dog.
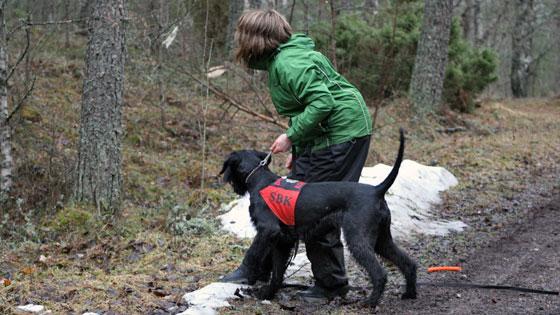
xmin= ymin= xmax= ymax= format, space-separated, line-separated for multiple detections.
xmin=220 ymin=129 xmax=417 ymax=307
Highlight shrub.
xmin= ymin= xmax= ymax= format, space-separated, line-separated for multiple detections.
xmin=309 ymin=1 xmax=497 ymax=112
xmin=444 ymin=20 xmax=498 ymax=112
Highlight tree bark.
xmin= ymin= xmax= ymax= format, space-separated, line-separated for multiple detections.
xmin=364 ymin=0 xmax=379 ymax=16
xmin=510 ymin=0 xmax=535 ymax=98
xmin=75 ymin=0 xmax=126 ymax=214
xmin=409 ymin=0 xmax=454 ymax=116
xmin=226 ymin=0 xmax=245 ymax=58
xmin=461 ymin=0 xmax=481 ymax=45
xmin=0 ymin=0 xmax=12 ymax=201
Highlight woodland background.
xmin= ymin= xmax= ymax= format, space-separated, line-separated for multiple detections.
xmin=0 ymin=0 xmax=559 ymax=314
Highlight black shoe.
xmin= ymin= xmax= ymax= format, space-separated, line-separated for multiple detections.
xmin=219 ymin=265 xmax=270 ymax=285
xmin=219 ymin=265 xmax=250 ymax=284
xmin=296 ymin=284 xmax=349 ymax=302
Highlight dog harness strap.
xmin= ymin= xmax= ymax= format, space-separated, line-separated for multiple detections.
xmin=259 ymin=178 xmax=306 ymax=226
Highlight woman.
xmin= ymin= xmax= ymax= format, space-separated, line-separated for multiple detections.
xmin=221 ymin=9 xmax=372 ymax=301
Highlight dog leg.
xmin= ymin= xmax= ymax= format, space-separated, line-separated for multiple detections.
xmin=344 ymin=226 xmax=387 ymax=307
xmin=257 ymin=238 xmax=295 ymax=300
xmin=375 ymin=217 xmax=417 ymax=299
xmin=244 ymin=231 xmax=274 ymax=285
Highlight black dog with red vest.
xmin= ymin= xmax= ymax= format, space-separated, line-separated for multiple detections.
xmin=219 ymin=129 xmax=417 ymax=307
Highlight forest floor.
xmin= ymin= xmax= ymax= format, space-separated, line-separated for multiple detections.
xmin=1 ymin=69 xmax=559 ymax=315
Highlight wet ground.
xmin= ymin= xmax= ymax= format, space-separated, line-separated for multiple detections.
xmin=238 ymin=175 xmax=560 ymax=315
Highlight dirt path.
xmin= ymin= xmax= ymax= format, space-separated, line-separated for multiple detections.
xmin=270 ymin=188 xmax=560 ymax=315
xmin=376 ymin=192 xmax=560 ymax=315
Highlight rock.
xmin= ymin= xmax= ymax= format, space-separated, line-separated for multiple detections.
xmin=16 ymin=304 xmax=45 ymax=314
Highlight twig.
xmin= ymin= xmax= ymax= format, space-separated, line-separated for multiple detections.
xmin=436 ymin=127 xmax=466 ymax=134
xmin=173 ymin=65 xmax=288 ymax=129
xmin=6 ymin=76 xmax=35 ymax=123
xmin=224 ymin=63 xmax=275 ymax=117
xmin=6 ymin=23 xmax=31 ymax=82
xmin=200 ymin=0 xmax=211 ymax=190
xmin=25 ymin=18 xmax=87 ymax=26
xmin=288 ymin=0 xmax=297 ymax=24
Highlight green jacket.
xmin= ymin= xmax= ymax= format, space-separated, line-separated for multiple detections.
xmin=250 ymin=33 xmax=372 ymax=153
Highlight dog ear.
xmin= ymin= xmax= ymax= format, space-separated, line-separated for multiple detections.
xmin=220 ymin=153 xmax=240 ymax=183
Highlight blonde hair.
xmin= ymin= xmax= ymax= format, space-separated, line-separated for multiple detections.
xmin=235 ymin=9 xmax=292 ymax=65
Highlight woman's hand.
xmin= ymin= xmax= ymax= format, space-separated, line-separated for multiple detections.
xmin=270 ymin=133 xmax=292 ymax=154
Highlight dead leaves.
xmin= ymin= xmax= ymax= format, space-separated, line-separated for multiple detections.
xmin=20 ymin=266 xmax=36 ymax=276
xmin=2 ymin=278 xmax=11 ymax=287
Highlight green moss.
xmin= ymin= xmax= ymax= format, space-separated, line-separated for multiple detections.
xmin=48 ymin=206 xmax=94 ymax=234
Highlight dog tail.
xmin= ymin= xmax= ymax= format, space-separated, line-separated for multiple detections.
xmin=376 ymin=128 xmax=405 ymax=196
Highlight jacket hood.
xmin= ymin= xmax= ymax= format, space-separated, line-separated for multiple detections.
xmin=247 ymin=33 xmax=315 ymax=70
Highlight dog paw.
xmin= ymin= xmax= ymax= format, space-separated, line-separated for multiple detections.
xmin=401 ymin=291 xmax=417 ymax=300
xmin=256 ymin=285 xmax=275 ymax=300
xmin=359 ymin=298 xmax=380 ymax=310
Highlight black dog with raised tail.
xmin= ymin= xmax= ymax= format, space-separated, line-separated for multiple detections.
xmin=220 ymin=129 xmax=417 ymax=307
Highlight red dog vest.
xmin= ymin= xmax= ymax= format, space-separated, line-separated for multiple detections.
xmin=259 ymin=178 xmax=306 ymax=226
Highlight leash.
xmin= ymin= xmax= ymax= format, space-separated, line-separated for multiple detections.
xmin=416 ymin=281 xmax=559 ymax=295
xmin=245 ymin=151 xmax=272 ymax=183
xmin=281 ymin=282 xmax=559 ymax=296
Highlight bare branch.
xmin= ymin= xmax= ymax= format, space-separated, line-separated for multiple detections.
xmin=289 ymin=0 xmax=296 ymax=24
xmin=224 ymin=63 xmax=275 ymax=117
xmin=173 ymin=65 xmax=288 ymax=129
xmin=6 ymin=23 xmax=31 ymax=82
xmin=6 ymin=76 xmax=35 ymax=123
xmin=25 ymin=18 xmax=87 ymax=27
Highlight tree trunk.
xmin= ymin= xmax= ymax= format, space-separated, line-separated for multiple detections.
xmin=364 ymin=0 xmax=379 ymax=16
xmin=75 ymin=0 xmax=126 ymax=214
xmin=461 ymin=0 xmax=481 ymax=45
xmin=409 ymin=0 xmax=454 ymax=116
xmin=226 ymin=0 xmax=245 ymax=58
xmin=510 ymin=0 xmax=535 ymax=98
xmin=0 ymin=0 xmax=12 ymax=201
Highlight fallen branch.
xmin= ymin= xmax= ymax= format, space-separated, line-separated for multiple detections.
xmin=436 ymin=127 xmax=466 ymax=133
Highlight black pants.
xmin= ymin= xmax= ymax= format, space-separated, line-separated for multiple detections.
xmin=242 ymin=136 xmax=371 ymax=289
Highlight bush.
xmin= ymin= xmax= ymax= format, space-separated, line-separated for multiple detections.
xmin=444 ymin=20 xmax=498 ymax=112
xmin=309 ymin=1 xmax=497 ymax=112
xmin=310 ymin=4 xmax=422 ymax=99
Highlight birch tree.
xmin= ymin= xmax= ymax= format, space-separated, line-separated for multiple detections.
xmin=75 ymin=0 xmax=126 ymax=214
xmin=0 ymin=0 xmax=11 ymax=201
xmin=409 ymin=0 xmax=454 ymax=116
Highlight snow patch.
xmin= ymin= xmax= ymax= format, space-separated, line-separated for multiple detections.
xmin=219 ymin=195 xmax=254 ymax=238
xmin=360 ymin=159 xmax=467 ymax=239
xmin=219 ymin=159 xmax=466 ymax=241
xmin=16 ymin=304 xmax=48 ymax=314
xmin=180 ymin=282 xmax=248 ymax=315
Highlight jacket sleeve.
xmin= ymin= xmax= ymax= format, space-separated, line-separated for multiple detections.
xmin=282 ymin=65 xmax=335 ymax=144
